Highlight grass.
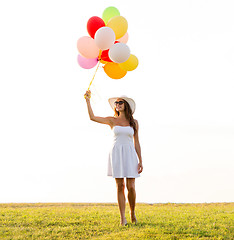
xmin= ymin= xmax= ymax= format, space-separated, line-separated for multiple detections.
xmin=0 ymin=203 xmax=233 ymax=239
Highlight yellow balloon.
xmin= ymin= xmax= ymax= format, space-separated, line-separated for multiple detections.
xmin=119 ymin=54 xmax=139 ymax=71
xmin=104 ymin=62 xmax=127 ymax=79
xmin=98 ymin=50 xmax=102 ymax=58
xmin=107 ymin=16 xmax=128 ymax=39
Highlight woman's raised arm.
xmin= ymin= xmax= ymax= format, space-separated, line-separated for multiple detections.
xmin=84 ymin=90 xmax=113 ymax=126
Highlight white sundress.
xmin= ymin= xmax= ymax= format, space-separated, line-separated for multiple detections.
xmin=107 ymin=126 xmax=140 ymax=178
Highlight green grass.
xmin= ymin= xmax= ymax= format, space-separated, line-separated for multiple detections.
xmin=0 ymin=203 xmax=233 ymax=239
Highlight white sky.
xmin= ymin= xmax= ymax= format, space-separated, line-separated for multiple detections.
xmin=0 ymin=0 xmax=234 ymax=203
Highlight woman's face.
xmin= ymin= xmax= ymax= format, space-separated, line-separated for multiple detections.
xmin=115 ymin=98 xmax=125 ymax=112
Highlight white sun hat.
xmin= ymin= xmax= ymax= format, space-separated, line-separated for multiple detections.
xmin=108 ymin=95 xmax=136 ymax=114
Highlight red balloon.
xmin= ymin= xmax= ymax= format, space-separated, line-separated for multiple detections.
xmin=100 ymin=41 xmax=119 ymax=62
xmin=87 ymin=16 xmax=105 ymax=38
xmin=101 ymin=49 xmax=112 ymax=62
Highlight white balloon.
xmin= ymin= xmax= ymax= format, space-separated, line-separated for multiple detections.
xmin=94 ymin=27 xmax=116 ymax=50
xmin=109 ymin=43 xmax=130 ymax=63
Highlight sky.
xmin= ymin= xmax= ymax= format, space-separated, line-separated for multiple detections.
xmin=0 ymin=0 xmax=233 ymax=203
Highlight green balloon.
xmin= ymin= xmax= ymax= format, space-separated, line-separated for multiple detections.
xmin=102 ymin=6 xmax=120 ymax=24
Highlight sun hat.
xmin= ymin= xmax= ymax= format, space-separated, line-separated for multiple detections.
xmin=108 ymin=95 xmax=136 ymax=114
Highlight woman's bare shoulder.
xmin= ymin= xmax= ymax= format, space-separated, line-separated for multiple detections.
xmin=134 ymin=119 xmax=139 ymax=131
xmin=106 ymin=116 xmax=116 ymax=125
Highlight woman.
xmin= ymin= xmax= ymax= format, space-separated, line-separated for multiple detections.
xmin=84 ymin=90 xmax=143 ymax=226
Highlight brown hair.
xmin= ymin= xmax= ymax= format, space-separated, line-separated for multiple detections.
xmin=114 ymin=99 xmax=137 ymax=134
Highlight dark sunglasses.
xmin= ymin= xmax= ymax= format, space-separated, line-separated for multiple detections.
xmin=114 ymin=101 xmax=124 ymax=105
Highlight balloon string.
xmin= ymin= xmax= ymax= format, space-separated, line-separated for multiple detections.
xmin=87 ymin=61 xmax=101 ymax=91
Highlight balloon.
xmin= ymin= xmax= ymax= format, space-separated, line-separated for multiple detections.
xmin=102 ymin=6 xmax=120 ymax=24
xmin=87 ymin=16 xmax=105 ymax=38
xmin=77 ymin=36 xmax=99 ymax=58
xmin=94 ymin=27 xmax=116 ymax=50
xmin=77 ymin=54 xmax=98 ymax=69
xmin=98 ymin=49 xmax=102 ymax=59
xmin=104 ymin=62 xmax=127 ymax=79
xmin=100 ymin=59 xmax=108 ymax=64
xmin=119 ymin=54 xmax=138 ymax=71
xmin=107 ymin=16 xmax=128 ymax=39
xmin=98 ymin=50 xmax=107 ymax=64
xmin=109 ymin=43 xmax=130 ymax=63
xmin=100 ymin=41 xmax=119 ymax=62
xmin=101 ymin=49 xmax=112 ymax=62
xmin=118 ymin=32 xmax=129 ymax=44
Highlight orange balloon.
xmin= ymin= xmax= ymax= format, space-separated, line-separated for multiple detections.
xmin=104 ymin=62 xmax=127 ymax=79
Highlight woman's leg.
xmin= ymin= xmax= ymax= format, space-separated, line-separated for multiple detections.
xmin=115 ymin=178 xmax=127 ymax=225
xmin=126 ymin=178 xmax=137 ymax=223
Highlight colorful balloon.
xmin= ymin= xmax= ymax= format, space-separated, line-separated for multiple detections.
xmin=77 ymin=36 xmax=99 ymax=58
xmin=109 ymin=43 xmax=130 ymax=63
xmin=76 ymin=6 xmax=138 ymax=83
xmin=107 ymin=16 xmax=128 ymax=39
xmin=77 ymin=54 xmax=98 ymax=69
xmin=97 ymin=50 xmax=107 ymax=63
xmin=118 ymin=32 xmax=129 ymax=44
xmin=102 ymin=6 xmax=120 ymax=24
xmin=94 ymin=27 xmax=116 ymax=50
xmin=100 ymin=41 xmax=119 ymax=62
xmin=87 ymin=16 xmax=105 ymax=38
xmin=101 ymin=49 xmax=112 ymax=62
xmin=100 ymin=59 xmax=108 ymax=64
xmin=104 ymin=62 xmax=127 ymax=79
xmin=119 ymin=54 xmax=138 ymax=71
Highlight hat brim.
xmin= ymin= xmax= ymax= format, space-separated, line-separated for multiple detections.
xmin=108 ymin=96 xmax=136 ymax=114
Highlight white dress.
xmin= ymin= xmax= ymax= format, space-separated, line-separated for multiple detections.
xmin=107 ymin=126 xmax=140 ymax=178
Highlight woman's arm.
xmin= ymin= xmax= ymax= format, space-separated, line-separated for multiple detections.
xmin=134 ymin=120 xmax=143 ymax=173
xmin=84 ymin=90 xmax=113 ymax=126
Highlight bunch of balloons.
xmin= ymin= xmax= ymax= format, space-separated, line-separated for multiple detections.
xmin=77 ymin=6 xmax=138 ymax=80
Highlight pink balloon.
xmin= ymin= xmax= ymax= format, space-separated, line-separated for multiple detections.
xmin=77 ymin=36 xmax=99 ymax=59
xmin=77 ymin=55 xmax=98 ymax=69
xmin=118 ymin=32 xmax=129 ymax=44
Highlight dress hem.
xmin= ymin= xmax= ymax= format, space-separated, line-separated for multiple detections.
xmin=107 ymin=175 xmax=140 ymax=178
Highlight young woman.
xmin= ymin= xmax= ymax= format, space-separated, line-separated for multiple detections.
xmin=84 ymin=90 xmax=143 ymax=226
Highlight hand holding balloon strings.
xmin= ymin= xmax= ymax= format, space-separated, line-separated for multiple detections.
xmin=84 ymin=90 xmax=91 ymax=100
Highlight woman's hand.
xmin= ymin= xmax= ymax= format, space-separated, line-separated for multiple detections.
xmin=138 ymin=162 xmax=143 ymax=174
xmin=84 ymin=90 xmax=91 ymax=100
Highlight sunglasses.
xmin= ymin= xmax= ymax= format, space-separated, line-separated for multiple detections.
xmin=114 ymin=101 xmax=124 ymax=105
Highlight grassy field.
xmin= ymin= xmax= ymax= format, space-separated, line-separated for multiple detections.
xmin=0 ymin=203 xmax=233 ymax=239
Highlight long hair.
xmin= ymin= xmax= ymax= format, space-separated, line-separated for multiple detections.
xmin=114 ymin=100 xmax=137 ymax=134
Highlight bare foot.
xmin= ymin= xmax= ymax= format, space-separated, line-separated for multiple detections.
xmin=120 ymin=217 xmax=127 ymax=226
xmin=131 ymin=213 xmax=137 ymax=224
